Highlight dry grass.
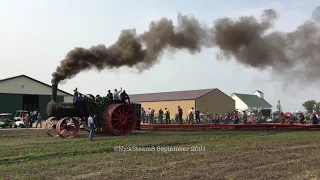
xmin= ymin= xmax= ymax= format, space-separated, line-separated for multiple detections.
xmin=1 ymin=129 xmax=320 ymax=180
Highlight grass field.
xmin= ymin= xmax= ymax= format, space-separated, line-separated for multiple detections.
xmin=1 ymin=129 xmax=320 ymax=180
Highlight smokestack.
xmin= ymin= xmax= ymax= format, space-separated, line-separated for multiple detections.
xmin=52 ymin=84 xmax=57 ymax=101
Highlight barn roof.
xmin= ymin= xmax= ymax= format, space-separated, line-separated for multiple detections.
xmin=130 ymin=88 xmax=216 ymax=102
xmin=0 ymin=74 xmax=73 ymax=96
xmin=233 ymin=93 xmax=272 ymax=108
xmin=254 ymin=90 xmax=264 ymax=94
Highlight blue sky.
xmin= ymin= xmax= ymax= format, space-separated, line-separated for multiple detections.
xmin=0 ymin=0 xmax=318 ymax=111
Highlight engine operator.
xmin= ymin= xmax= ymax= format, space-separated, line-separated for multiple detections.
xmin=120 ymin=90 xmax=131 ymax=104
xmin=76 ymin=93 xmax=83 ymax=109
xmin=113 ymin=87 xmax=122 ymax=101
xmin=107 ymin=90 xmax=113 ymax=100
xmin=73 ymin=88 xmax=79 ymax=106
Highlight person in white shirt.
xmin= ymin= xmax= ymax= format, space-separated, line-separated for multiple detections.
xmin=188 ymin=107 xmax=195 ymax=124
xmin=87 ymin=114 xmax=95 ymax=140
xmin=113 ymin=87 xmax=122 ymax=101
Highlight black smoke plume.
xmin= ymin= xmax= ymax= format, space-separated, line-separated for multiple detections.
xmin=52 ymin=7 xmax=320 ymax=85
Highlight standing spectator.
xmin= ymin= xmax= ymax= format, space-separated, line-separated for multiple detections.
xmin=242 ymin=111 xmax=248 ymax=124
xmin=149 ymin=108 xmax=155 ymax=124
xmin=272 ymin=113 xmax=277 ymax=123
xmin=213 ymin=113 xmax=219 ymax=124
xmin=30 ymin=110 xmax=35 ymax=125
xmin=257 ymin=113 xmax=263 ymax=124
xmin=188 ymin=107 xmax=195 ymax=124
xmin=225 ymin=113 xmax=230 ymax=124
xmin=33 ymin=109 xmax=38 ymax=127
xmin=178 ymin=106 xmax=183 ymax=124
xmin=219 ymin=114 xmax=223 ymax=124
xmin=158 ymin=109 xmax=163 ymax=124
xmin=22 ymin=113 xmax=27 ymax=127
xmin=249 ymin=114 xmax=255 ymax=124
xmin=234 ymin=111 xmax=240 ymax=124
xmin=289 ymin=114 xmax=295 ymax=124
xmin=88 ymin=114 xmax=95 ymax=140
xmin=146 ymin=108 xmax=150 ymax=123
xmin=164 ymin=108 xmax=171 ymax=124
xmin=299 ymin=113 xmax=305 ymax=124
xmin=312 ymin=114 xmax=318 ymax=124
xmin=195 ymin=109 xmax=200 ymax=124
xmin=279 ymin=113 xmax=285 ymax=124
xmin=36 ymin=113 xmax=42 ymax=128
xmin=141 ymin=108 xmax=146 ymax=124
xmin=29 ymin=111 xmax=34 ymax=127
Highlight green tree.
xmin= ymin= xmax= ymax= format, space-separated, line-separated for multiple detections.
xmin=302 ymin=100 xmax=317 ymax=114
xmin=276 ymin=100 xmax=283 ymax=114
xmin=315 ymin=102 xmax=320 ymax=114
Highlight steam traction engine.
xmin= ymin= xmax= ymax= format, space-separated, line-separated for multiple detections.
xmin=44 ymin=84 xmax=141 ymax=138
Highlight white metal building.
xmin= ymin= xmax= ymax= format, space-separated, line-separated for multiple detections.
xmin=230 ymin=90 xmax=272 ymax=111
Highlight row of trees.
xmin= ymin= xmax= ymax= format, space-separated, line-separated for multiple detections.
xmin=302 ymin=100 xmax=320 ymax=114
xmin=276 ymin=100 xmax=283 ymax=114
xmin=275 ymin=100 xmax=320 ymax=115
xmin=248 ymin=100 xmax=319 ymax=115
xmin=276 ymin=100 xmax=320 ymax=114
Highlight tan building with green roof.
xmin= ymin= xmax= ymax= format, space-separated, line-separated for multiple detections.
xmin=230 ymin=90 xmax=272 ymax=111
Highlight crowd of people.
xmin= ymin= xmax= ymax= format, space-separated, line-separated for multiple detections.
xmin=139 ymin=107 xmax=318 ymax=125
xmin=140 ymin=106 xmax=214 ymax=125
